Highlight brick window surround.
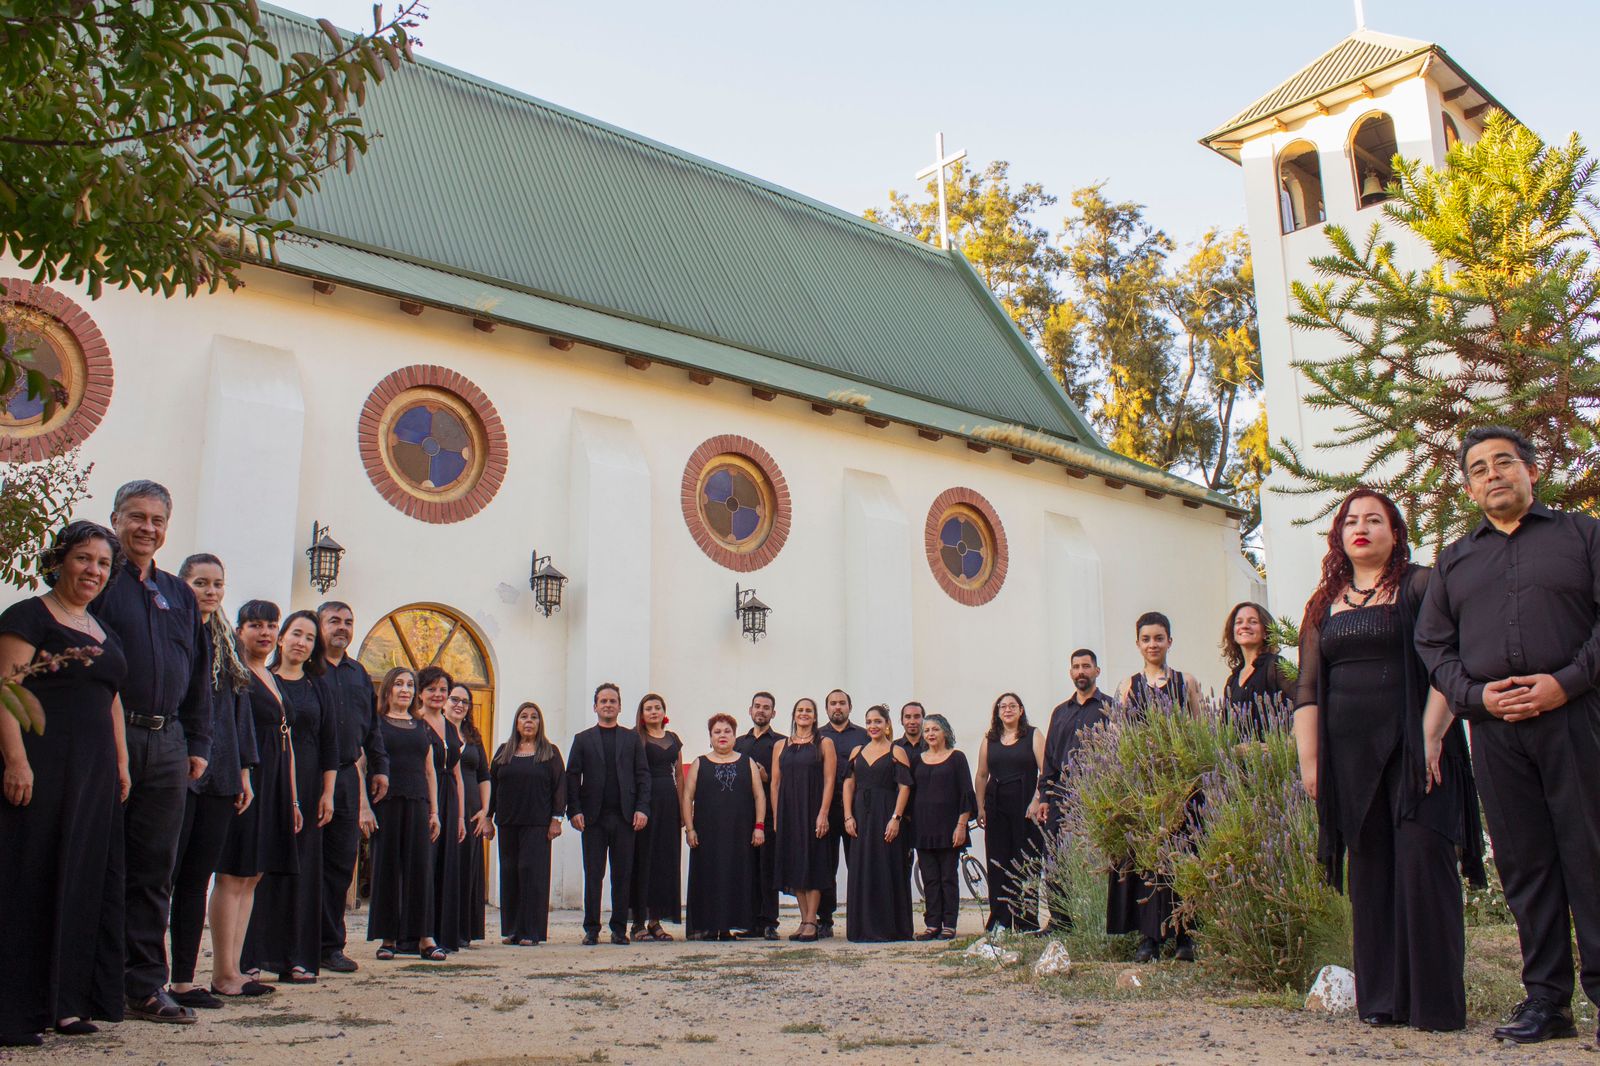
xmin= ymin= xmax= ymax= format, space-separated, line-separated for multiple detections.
xmin=680 ymin=434 xmax=792 ymax=572
xmin=925 ymin=486 xmax=1008 ymax=606
xmin=359 ymin=365 xmax=507 ymax=523
xmin=0 ymin=279 xmax=113 ymax=461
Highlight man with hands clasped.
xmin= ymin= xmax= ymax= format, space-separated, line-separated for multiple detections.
xmin=566 ymin=683 xmax=650 ymax=946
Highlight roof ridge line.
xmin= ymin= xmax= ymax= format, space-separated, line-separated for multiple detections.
xmin=258 ymin=3 xmax=948 ymax=261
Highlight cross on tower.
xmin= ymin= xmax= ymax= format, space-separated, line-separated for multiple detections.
xmin=1353 ymin=0 xmax=1367 ymax=29
xmin=915 ymin=132 xmax=967 ymax=251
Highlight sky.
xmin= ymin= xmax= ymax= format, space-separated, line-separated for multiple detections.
xmin=274 ymin=0 xmax=1599 ymax=250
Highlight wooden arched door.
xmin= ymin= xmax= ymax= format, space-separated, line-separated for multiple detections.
xmin=358 ymin=604 xmax=495 ymax=744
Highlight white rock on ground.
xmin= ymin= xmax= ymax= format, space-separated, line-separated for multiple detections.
xmin=1034 ymin=940 xmax=1073 ymax=977
xmin=1304 ymin=964 xmax=1357 ymax=1013
xmin=963 ymin=937 xmax=1020 ymax=965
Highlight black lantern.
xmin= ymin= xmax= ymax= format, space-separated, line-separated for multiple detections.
xmin=734 ymin=583 xmax=771 ymax=643
xmin=306 ymin=521 xmax=345 ymax=594
xmin=529 ymin=549 xmax=568 ymax=618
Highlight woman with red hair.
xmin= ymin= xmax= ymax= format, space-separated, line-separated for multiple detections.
xmin=1293 ymin=488 xmax=1484 ymax=1031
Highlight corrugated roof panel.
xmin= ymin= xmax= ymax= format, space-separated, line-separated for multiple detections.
xmin=261 ymin=4 xmax=1103 ymax=447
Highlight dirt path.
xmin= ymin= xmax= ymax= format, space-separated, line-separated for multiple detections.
xmin=12 ymin=909 xmax=1597 ymax=1065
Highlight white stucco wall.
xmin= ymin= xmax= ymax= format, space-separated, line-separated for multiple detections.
xmin=1238 ymin=74 xmax=1476 ymax=620
xmin=3 ymin=261 xmax=1258 ymax=902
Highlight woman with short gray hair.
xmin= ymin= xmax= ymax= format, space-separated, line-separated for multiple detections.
xmin=909 ymin=714 xmax=974 ymax=940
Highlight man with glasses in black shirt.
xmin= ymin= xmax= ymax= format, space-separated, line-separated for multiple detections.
xmin=92 ymin=481 xmax=211 ymax=1025
xmin=1417 ymin=426 xmax=1600 ymax=1046
xmin=316 ymin=601 xmax=390 ymax=973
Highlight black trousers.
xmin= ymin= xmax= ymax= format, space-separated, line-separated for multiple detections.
xmin=498 ymin=825 xmax=553 ymax=942
xmin=819 ymin=799 xmax=849 ymax=926
xmin=123 ymin=724 xmax=189 ymax=1000
xmin=1347 ymin=759 xmax=1466 ymax=1030
xmin=580 ymin=812 xmax=636 ymax=936
xmin=169 ymin=792 xmax=235 ymax=984
xmin=1472 ymin=710 xmax=1600 ymax=1009
xmin=321 ymin=766 xmax=362 ymax=955
xmin=1042 ymin=810 xmax=1073 ymax=932
xmin=985 ymin=793 xmax=1042 ymax=931
xmin=751 ymin=832 xmax=779 ymax=929
xmin=918 ymin=848 xmax=961 ymax=931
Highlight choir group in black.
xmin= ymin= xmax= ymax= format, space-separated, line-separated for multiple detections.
xmin=2 ymin=425 xmax=1598 ymax=1048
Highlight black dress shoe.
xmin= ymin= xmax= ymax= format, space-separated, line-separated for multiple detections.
xmin=1173 ymin=937 xmax=1196 ymax=963
xmin=1361 ymin=1013 xmax=1400 ymax=1027
xmin=764 ymin=926 xmax=780 ymax=941
xmin=734 ymin=928 xmax=764 ymax=940
xmin=321 ymin=950 xmax=359 ymax=974
xmin=1132 ymin=937 xmax=1158 ymax=964
xmin=1493 ymin=998 xmax=1577 ymax=1043
xmin=914 ymin=929 xmax=940 ymax=941
xmin=169 ymin=987 xmax=224 ymax=1009
xmin=816 ymin=924 xmax=834 ymax=939
xmin=581 ymin=932 xmax=599 ymax=946
xmin=609 ymin=931 xmax=630 ymax=945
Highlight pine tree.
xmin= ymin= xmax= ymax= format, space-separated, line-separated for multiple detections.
xmin=1274 ymin=112 xmax=1600 ymax=551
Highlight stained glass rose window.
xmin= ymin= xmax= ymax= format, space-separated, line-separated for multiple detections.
xmin=925 ymin=489 xmax=1007 ymax=605
xmin=360 ymin=367 xmax=507 ymax=523
xmin=682 ymin=436 xmax=791 ymax=571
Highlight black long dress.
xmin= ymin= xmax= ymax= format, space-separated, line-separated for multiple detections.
xmin=912 ymin=750 xmax=976 ymax=933
xmin=845 ymin=748 xmax=914 ymax=942
xmin=219 ymin=674 xmax=295 ymax=878
xmin=0 ymin=598 xmax=128 ymax=1039
xmin=1224 ymin=652 xmax=1292 ymax=739
xmin=490 ymin=748 xmax=566 ymax=943
xmin=685 ymin=754 xmax=757 ymax=937
xmin=775 ymin=736 xmax=833 ymax=894
xmin=368 ymin=715 xmax=435 ymax=944
xmin=1107 ymin=672 xmax=1188 ymax=941
xmin=458 ymin=735 xmax=489 ymax=943
xmin=244 ymin=673 xmax=337 ymax=976
xmin=427 ymin=717 xmax=465 ymax=950
xmin=1297 ymin=565 xmax=1482 ymax=1032
xmin=630 ymin=731 xmax=683 ymax=928
xmin=982 ymin=727 xmax=1043 ymax=931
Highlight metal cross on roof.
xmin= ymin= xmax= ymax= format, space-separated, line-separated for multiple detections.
xmin=915 ymin=131 xmax=967 ymax=251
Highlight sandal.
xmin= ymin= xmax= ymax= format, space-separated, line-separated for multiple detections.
xmin=211 ymin=981 xmax=275 ymax=998
xmin=419 ymin=944 xmax=447 ymax=961
xmin=646 ymin=922 xmax=675 ymax=942
xmin=284 ymin=967 xmax=318 ymax=985
xmin=56 ymin=1019 xmax=99 ymax=1036
xmin=796 ymin=921 xmax=819 ymax=943
xmin=127 ymin=992 xmax=197 ymax=1025
xmin=376 ymin=945 xmax=396 ymax=960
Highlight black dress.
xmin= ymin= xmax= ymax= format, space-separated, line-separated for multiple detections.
xmin=845 ymin=748 xmax=914 ymax=942
xmin=1107 ymin=672 xmax=1189 ymax=942
xmin=368 ymin=715 xmax=435 ymax=944
xmin=912 ymin=750 xmax=976 ymax=932
xmin=1224 ymin=652 xmax=1292 ymax=739
xmin=490 ymin=748 xmax=566 ymax=943
xmin=685 ymin=754 xmax=757 ymax=937
xmin=244 ymin=673 xmax=337 ymax=976
xmin=0 ymin=598 xmax=128 ymax=1038
xmin=218 ymin=674 xmax=296 ymax=878
xmin=458 ymin=735 xmax=489 ymax=943
xmin=427 ymin=717 xmax=465 ymax=950
xmin=631 ymin=731 xmax=683 ymax=927
xmin=982 ymin=727 xmax=1043 ymax=931
xmin=1297 ymin=565 xmax=1482 ymax=1032
xmin=775 ymin=737 xmax=832 ymax=894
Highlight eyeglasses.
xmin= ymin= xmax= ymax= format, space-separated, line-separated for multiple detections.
xmin=142 ymin=577 xmax=170 ymax=611
xmin=1466 ymin=455 xmax=1526 ymax=482
xmin=447 ymin=695 xmax=471 ymax=705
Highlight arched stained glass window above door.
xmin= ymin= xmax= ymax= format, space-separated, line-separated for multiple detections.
xmin=358 ymin=604 xmax=495 ymax=745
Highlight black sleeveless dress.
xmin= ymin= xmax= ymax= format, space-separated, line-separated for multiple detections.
xmin=1224 ymin=652 xmax=1291 ymax=739
xmin=458 ymin=736 xmax=489 ymax=943
xmin=244 ymin=673 xmax=338 ymax=976
xmin=1108 ymin=672 xmax=1192 ymax=942
xmin=0 ymin=597 xmax=128 ymax=1038
xmin=775 ymin=737 xmax=832 ymax=893
xmin=685 ymin=753 xmax=757 ymax=937
xmin=845 ymin=749 xmax=914 ymax=942
xmin=368 ymin=715 xmax=436 ymax=944
xmin=631 ymin=732 xmax=683 ymax=927
xmin=426 ymin=717 xmax=464 ymax=950
xmin=219 ymin=673 xmax=296 ymax=877
xmin=982 ymin=728 xmax=1042 ymax=931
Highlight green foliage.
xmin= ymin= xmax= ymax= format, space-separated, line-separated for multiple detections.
xmin=0 ymin=448 xmax=92 ymax=591
xmin=1464 ymin=840 xmax=1514 ymax=927
xmin=1275 ymin=112 xmax=1600 ymax=550
xmin=867 ymin=172 xmax=1267 ymax=540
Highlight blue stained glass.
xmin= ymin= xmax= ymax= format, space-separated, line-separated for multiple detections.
xmin=430 ymin=450 xmax=467 ymax=486
xmin=393 ymin=406 xmax=433 ymax=444
xmin=704 ymin=468 xmax=734 ymax=503
xmin=5 ymin=392 xmax=44 ymax=421
xmin=961 ymin=545 xmax=985 ymax=579
xmin=941 ymin=517 xmax=963 ymax=546
xmin=730 ymin=505 xmax=761 ymax=541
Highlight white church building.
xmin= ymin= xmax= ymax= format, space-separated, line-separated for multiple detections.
xmin=1202 ymin=26 xmax=1509 ymax=619
xmin=1 ymin=7 xmax=1272 ymax=899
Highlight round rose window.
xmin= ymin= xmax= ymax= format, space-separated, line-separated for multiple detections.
xmin=681 ymin=435 xmax=791 ymax=572
xmin=925 ymin=488 xmax=1008 ymax=606
xmin=0 ymin=279 xmax=113 ymax=461
xmin=359 ymin=366 xmax=507 ymax=523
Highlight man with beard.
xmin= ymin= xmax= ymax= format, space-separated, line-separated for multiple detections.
xmin=1036 ymin=649 xmax=1111 ymax=932
xmin=567 ymin=683 xmax=650 ymax=945
xmin=734 ymin=690 xmax=785 ymax=939
xmin=315 ymin=602 xmax=390 ymax=973
xmin=816 ymin=689 xmax=868 ymax=938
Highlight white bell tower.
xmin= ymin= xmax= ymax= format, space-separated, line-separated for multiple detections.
xmin=1200 ymin=28 xmax=1509 ymax=619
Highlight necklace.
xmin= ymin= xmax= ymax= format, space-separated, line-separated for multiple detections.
xmin=48 ymin=591 xmax=93 ymax=633
xmin=1341 ymin=583 xmax=1380 ymax=609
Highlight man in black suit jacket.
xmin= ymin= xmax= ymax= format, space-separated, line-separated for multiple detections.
xmin=566 ymin=682 xmax=650 ymax=944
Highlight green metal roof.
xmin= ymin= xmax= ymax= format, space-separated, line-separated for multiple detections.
xmin=253 ymin=5 xmax=1237 ymax=512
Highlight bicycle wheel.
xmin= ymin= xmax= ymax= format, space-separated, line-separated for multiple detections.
xmin=961 ymin=855 xmax=987 ymax=904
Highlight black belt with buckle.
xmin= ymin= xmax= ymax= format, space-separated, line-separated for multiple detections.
xmin=127 ymin=713 xmax=168 ymax=731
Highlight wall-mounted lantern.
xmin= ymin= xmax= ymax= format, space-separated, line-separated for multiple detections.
xmin=530 ymin=549 xmax=568 ymax=618
xmin=735 ymin=583 xmax=771 ymax=643
xmin=306 ymin=521 xmax=345 ymax=594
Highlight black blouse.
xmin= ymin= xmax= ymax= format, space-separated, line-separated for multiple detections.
xmin=489 ymin=747 xmax=567 ymax=826
xmin=379 ymin=715 xmax=433 ymax=801
xmin=1224 ymin=651 xmax=1292 ymax=737
xmin=910 ymin=750 xmax=976 ymax=849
